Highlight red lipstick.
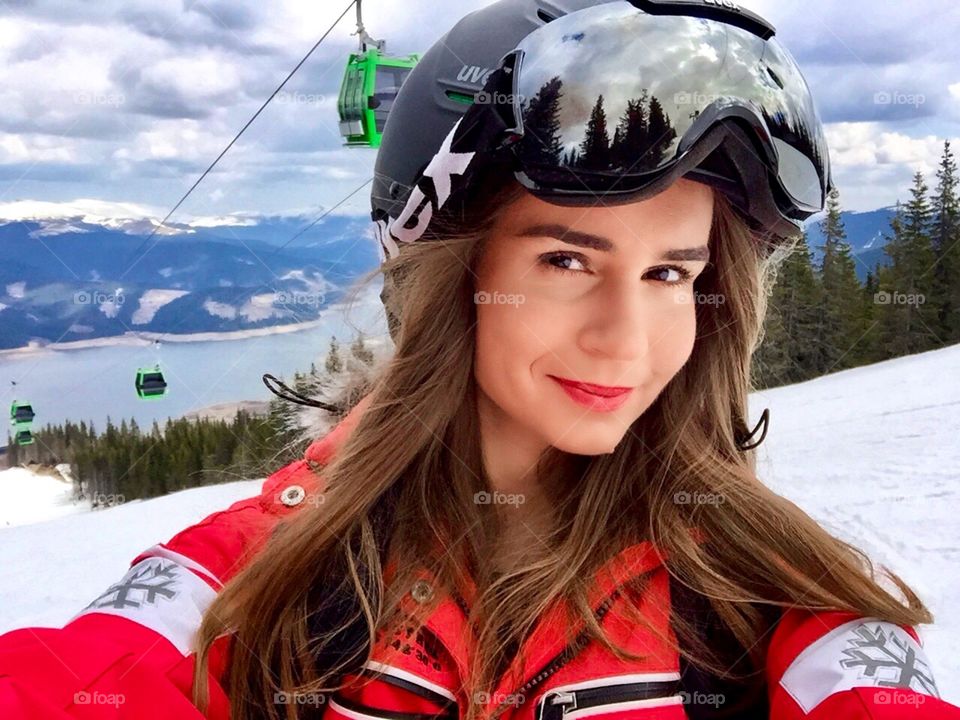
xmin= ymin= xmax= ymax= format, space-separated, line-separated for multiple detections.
xmin=548 ymin=375 xmax=633 ymax=412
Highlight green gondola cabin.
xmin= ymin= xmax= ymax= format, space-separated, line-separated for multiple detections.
xmin=135 ymin=366 xmax=168 ymax=400
xmin=338 ymin=48 xmax=419 ymax=148
xmin=9 ymin=401 xmax=35 ymax=427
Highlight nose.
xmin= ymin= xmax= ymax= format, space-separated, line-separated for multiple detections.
xmin=577 ymin=275 xmax=656 ymax=362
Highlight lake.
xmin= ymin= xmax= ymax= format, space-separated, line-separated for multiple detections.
xmin=1 ymin=288 xmax=390 ymax=433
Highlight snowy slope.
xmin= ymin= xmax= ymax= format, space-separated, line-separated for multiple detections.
xmin=0 ymin=477 xmax=261 ymax=630
xmin=750 ymin=342 xmax=960 ymax=703
xmin=0 ymin=468 xmax=89 ymax=528
xmin=0 ymin=344 xmax=958 ymax=702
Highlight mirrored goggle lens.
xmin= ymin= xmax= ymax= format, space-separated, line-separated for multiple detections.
xmin=505 ymin=1 xmax=829 ymax=211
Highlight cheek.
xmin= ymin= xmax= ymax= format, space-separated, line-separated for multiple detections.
xmin=474 ymin=297 xmax=553 ymax=394
xmin=647 ymin=303 xmax=699 ymax=385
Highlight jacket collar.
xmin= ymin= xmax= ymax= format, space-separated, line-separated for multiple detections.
xmin=381 ymin=539 xmax=671 ymax=704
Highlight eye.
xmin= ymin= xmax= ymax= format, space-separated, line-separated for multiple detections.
xmin=538 ymin=252 xmax=696 ymax=286
xmin=538 ymin=251 xmax=589 ymax=275
xmin=647 ymin=265 xmax=695 ymax=285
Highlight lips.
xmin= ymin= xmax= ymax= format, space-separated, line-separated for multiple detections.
xmin=548 ymin=376 xmax=633 ymax=397
xmin=548 ymin=375 xmax=634 ymax=413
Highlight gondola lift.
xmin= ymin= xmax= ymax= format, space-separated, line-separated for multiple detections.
xmin=135 ymin=364 xmax=168 ymax=400
xmin=14 ymin=428 xmax=34 ymax=446
xmin=10 ymin=400 xmax=35 ymax=427
xmin=337 ymin=0 xmax=419 ymax=148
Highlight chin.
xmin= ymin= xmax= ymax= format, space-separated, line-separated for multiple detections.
xmin=548 ymin=430 xmax=629 ymax=456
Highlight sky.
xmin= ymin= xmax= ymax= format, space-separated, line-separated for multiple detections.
xmin=0 ymin=0 xmax=957 ymax=226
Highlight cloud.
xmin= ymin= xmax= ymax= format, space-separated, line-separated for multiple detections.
xmin=0 ymin=0 xmax=955 ymax=221
xmin=824 ymin=121 xmax=959 ymax=210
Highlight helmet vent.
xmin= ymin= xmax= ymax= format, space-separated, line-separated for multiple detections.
xmin=537 ymin=9 xmax=557 ymax=23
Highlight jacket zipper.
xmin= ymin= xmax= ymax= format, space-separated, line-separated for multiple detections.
xmin=489 ymin=590 xmax=620 ymax=720
xmin=536 ymin=677 xmax=684 ymax=720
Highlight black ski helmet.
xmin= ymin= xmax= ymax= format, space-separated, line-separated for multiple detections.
xmin=371 ymin=0 xmax=610 ymax=227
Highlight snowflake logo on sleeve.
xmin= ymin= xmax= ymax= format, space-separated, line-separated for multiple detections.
xmin=838 ymin=622 xmax=940 ymax=697
xmin=83 ymin=558 xmax=181 ymax=611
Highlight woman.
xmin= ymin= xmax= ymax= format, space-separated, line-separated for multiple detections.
xmin=1 ymin=1 xmax=957 ymax=719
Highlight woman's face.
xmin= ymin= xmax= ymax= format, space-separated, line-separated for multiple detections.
xmin=473 ymin=178 xmax=714 ymax=457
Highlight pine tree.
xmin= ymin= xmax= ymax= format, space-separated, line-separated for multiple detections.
xmin=610 ymin=95 xmax=649 ymax=173
xmin=519 ymin=76 xmax=564 ymax=166
xmin=325 ymin=336 xmax=343 ymax=375
xmin=876 ymin=173 xmax=941 ymax=355
xmin=813 ymin=188 xmax=866 ymax=374
xmin=929 ymin=140 xmax=960 ymax=341
xmin=350 ymin=335 xmax=375 ymax=366
xmin=756 ymin=232 xmax=822 ymax=387
xmin=577 ymin=94 xmax=611 ymax=171
xmin=645 ymin=94 xmax=677 ymax=167
xmin=859 ymin=265 xmax=883 ymax=363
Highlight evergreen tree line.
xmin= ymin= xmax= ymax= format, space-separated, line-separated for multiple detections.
xmin=520 ymin=76 xmax=678 ymax=173
xmin=755 ymin=140 xmax=960 ymax=388
xmin=5 ymin=335 xmax=379 ymax=505
xmin=5 ymin=410 xmax=281 ymax=506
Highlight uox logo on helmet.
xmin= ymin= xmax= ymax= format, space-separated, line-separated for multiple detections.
xmin=457 ymin=65 xmax=495 ymax=86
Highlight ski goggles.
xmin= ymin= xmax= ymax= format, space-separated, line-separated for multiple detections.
xmin=377 ymin=0 xmax=833 ymax=259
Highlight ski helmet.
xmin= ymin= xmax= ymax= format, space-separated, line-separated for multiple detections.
xmin=371 ymin=0 xmax=833 ymax=336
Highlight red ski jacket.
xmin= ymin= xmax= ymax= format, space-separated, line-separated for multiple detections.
xmin=1 ymin=396 xmax=957 ymax=719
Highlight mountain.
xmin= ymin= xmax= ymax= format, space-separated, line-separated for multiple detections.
xmin=0 ymin=205 xmax=901 ymax=349
xmin=804 ymin=206 xmax=897 ymax=281
xmin=0 ymin=214 xmax=380 ymax=349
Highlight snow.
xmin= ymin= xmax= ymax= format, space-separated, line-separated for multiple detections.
xmin=202 ymin=298 xmax=237 ymax=319
xmin=131 ymin=288 xmax=190 ymax=324
xmin=0 ymin=343 xmax=957 ymax=703
xmin=0 ymin=476 xmax=262 ymax=631
xmin=0 ymin=467 xmax=90 ymax=528
xmin=0 ymin=199 xmax=260 ymax=235
xmin=27 ymin=221 xmax=92 ymax=238
xmin=751 ymin=342 xmax=960 ymax=703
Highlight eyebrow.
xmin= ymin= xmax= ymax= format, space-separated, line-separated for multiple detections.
xmin=516 ymin=223 xmax=710 ymax=262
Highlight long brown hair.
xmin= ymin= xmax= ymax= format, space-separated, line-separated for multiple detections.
xmin=192 ymin=168 xmax=932 ymax=720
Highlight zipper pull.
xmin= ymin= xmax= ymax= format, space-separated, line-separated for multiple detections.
xmin=538 ymin=690 xmax=577 ymax=720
